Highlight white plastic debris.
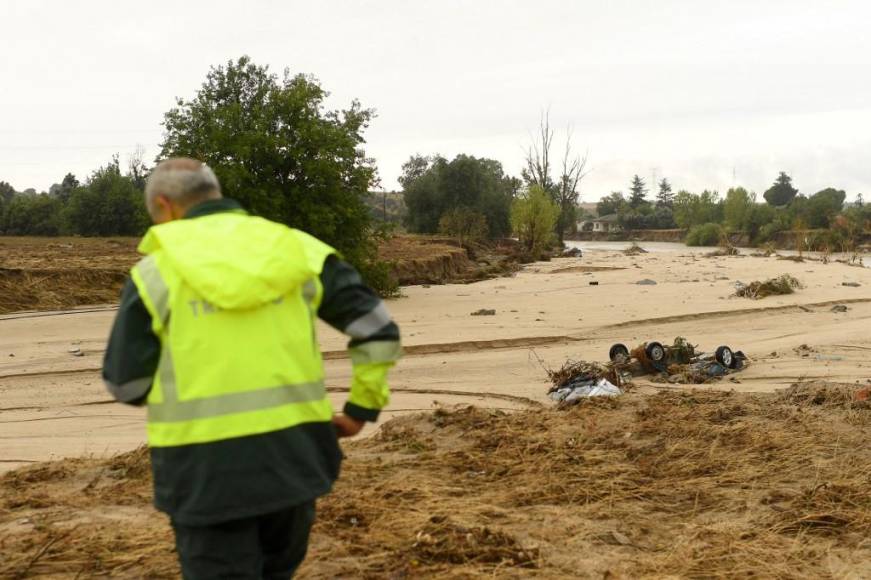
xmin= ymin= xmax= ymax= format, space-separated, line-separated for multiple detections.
xmin=549 ymin=378 xmax=622 ymax=404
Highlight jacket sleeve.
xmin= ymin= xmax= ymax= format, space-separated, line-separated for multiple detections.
xmin=102 ymin=279 xmax=161 ymax=406
xmin=317 ymin=255 xmax=401 ymax=422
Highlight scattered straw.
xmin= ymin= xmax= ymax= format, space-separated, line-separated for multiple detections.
xmin=2 ymin=389 xmax=870 ymax=578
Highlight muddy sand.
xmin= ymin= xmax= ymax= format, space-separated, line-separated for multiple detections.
xmin=1 ymin=246 xmax=871 ymax=577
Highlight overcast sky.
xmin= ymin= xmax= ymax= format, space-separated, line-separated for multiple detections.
xmin=2 ymin=0 xmax=870 ymax=201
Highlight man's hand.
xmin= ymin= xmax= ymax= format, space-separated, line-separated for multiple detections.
xmin=332 ymin=414 xmax=365 ymax=438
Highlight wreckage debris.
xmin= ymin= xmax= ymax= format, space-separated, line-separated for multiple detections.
xmin=612 ymin=337 xmax=747 ymax=385
xmin=543 ymin=359 xmax=626 ymax=406
xmin=545 ymin=337 xmax=750 ymax=405
xmin=734 ymin=274 xmax=802 ymax=299
xmin=470 ymin=308 xmax=496 ymax=316
xmin=560 ymin=247 xmax=583 ymax=258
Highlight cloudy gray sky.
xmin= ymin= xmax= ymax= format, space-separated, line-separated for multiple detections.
xmin=2 ymin=0 xmax=870 ymax=200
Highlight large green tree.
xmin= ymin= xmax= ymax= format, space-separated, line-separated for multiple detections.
xmin=401 ymin=154 xmax=517 ymax=238
xmin=64 ymin=157 xmax=149 ymax=236
xmin=672 ymin=190 xmax=723 ymax=228
xmin=801 ymin=187 xmax=846 ymax=228
xmin=159 ymin=56 xmax=377 ymax=267
xmin=763 ymin=172 xmax=799 ymax=206
xmin=596 ymin=192 xmax=625 ymax=217
xmin=723 ymin=187 xmax=754 ymax=231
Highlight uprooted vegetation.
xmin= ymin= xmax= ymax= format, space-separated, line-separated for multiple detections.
xmin=2 ymin=385 xmax=870 ymax=578
xmin=735 ymin=273 xmax=803 ymax=299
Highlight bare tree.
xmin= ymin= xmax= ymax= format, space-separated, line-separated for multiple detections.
xmin=522 ymin=110 xmax=554 ymax=192
xmin=128 ymin=144 xmax=149 ymax=190
xmin=523 ymin=110 xmax=590 ymax=244
xmin=555 ymin=128 xmax=590 ymax=243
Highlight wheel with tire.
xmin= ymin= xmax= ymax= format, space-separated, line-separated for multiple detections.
xmin=715 ymin=345 xmax=736 ymax=368
xmin=609 ymin=343 xmax=630 ymax=363
xmin=645 ymin=341 xmax=666 ymax=363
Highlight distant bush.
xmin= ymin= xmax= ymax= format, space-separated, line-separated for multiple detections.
xmin=438 ymin=207 xmax=489 ymax=246
xmin=756 ymin=221 xmax=786 ymax=244
xmin=685 ymin=223 xmax=723 ymax=246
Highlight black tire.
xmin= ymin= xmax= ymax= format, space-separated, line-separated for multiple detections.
xmin=645 ymin=341 xmax=666 ymax=363
xmin=609 ymin=343 xmax=630 ymax=363
xmin=715 ymin=346 xmax=736 ymax=368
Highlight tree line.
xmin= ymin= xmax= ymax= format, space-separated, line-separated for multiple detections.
xmin=0 ymin=156 xmax=149 ymax=237
xmin=400 ymin=113 xmax=584 ymax=258
xmin=3 ymin=55 xmax=869 ymax=283
xmin=593 ymin=171 xmax=869 ymax=250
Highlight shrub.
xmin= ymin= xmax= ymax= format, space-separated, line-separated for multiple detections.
xmin=685 ymin=223 xmax=723 ymax=246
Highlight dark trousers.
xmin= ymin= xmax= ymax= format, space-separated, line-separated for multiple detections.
xmin=171 ymin=501 xmax=316 ymax=580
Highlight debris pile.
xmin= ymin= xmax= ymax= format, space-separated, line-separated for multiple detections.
xmin=559 ymin=247 xmax=583 ymax=258
xmin=734 ymin=274 xmax=802 ymax=299
xmin=618 ymin=337 xmax=747 ymax=385
xmin=544 ymin=359 xmax=625 ymax=405
xmin=623 ymin=243 xmax=648 ymax=256
xmin=706 ymin=244 xmax=740 ymax=257
xmin=470 ymin=308 xmax=496 ymax=316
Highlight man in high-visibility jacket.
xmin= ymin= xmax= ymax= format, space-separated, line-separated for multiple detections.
xmin=103 ymin=158 xmax=401 ymax=579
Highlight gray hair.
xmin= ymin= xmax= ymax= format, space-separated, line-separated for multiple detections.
xmin=145 ymin=158 xmax=221 ymax=216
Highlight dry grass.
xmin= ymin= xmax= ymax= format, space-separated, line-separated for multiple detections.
xmin=2 ymin=386 xmax=870 ymax=578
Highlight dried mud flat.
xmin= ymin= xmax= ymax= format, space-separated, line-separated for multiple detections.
xmin=2 ymin=384 xmax=870 ymax=579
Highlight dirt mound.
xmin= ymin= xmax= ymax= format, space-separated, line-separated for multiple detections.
xmin=0 ymin=237 xmax=139 ymax=314
xmin=0 ymin=267 xmax=129 ymax=313
xmin=379 ymin=235 xmax=520 ymax=286
xmin=2 ymin=387 xmax=870 ymax=578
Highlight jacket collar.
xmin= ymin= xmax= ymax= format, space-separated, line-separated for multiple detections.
xmin=184 ymin=198 xmax=245 ymax=219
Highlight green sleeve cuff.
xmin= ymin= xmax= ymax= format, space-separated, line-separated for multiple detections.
xmin=344 ymin=402 xmax=381 ymax=422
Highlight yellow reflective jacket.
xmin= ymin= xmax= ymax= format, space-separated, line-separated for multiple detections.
xmin=131 ymin=211 xmax=337 ymax=448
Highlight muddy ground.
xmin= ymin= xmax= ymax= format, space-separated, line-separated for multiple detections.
xmin=2 ymin=238 xmax=871 ymax=577
xmin=1 ymin=385 xmax=869 ymax=578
